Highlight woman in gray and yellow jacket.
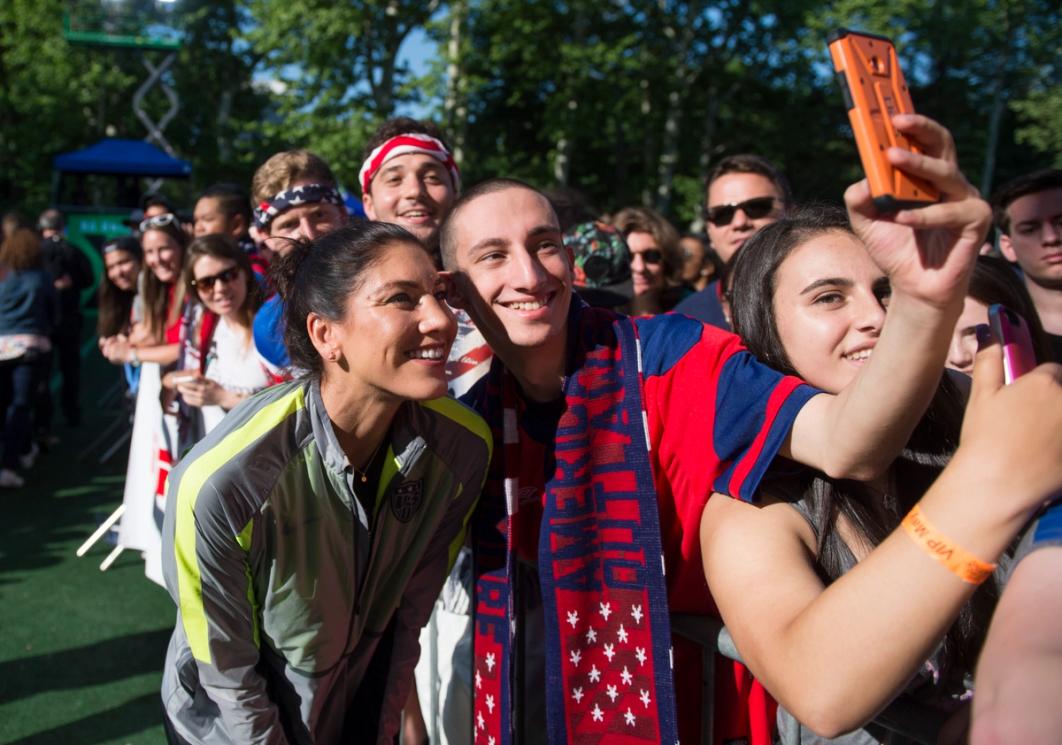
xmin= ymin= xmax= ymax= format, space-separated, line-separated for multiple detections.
xmin=161 ymin=222 xmax=491 ymax=745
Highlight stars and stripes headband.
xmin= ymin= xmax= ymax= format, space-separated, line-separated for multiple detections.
xmin=253 ymin=183 xmax=345 ymax=231
xmin=358 ymin=133 xmax=461 ymax=195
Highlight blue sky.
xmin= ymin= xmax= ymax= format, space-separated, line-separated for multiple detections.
xmin=396 ymin=26 xmax=438 ymax=118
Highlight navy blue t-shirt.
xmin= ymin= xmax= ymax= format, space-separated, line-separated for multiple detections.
xmin=672 ymin=280 xmax=729 ymax=329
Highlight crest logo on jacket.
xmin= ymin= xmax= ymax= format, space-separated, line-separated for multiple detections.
xmin=391 ymin=479 xmax=423 ymax=522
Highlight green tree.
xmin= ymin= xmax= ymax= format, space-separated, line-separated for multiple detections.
xmin=1 ymin=0 xmax=271 ymax=213
xmin=166 ymin=0 xmax=274 ymax=190
xmin=1012 ymin=87 xmax=1062 ymax=166
xmin=0 ymin=0 xmax=137 ymax=211
xmin=243 ymin=0 xmax=441 ymax=189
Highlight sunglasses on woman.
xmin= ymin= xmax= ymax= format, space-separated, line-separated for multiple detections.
xmin=138 ymin=212 xmax=180 ymax=233
xmin=634 ymin=249 xmax=663 ymax=265
xmin=191 ymin=266 xmax=241 ymax=292
xmin=705 ymin=196 xmax=777 ymax=227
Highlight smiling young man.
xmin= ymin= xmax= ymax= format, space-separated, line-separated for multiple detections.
xmin=360 ymin=117 xmax=460 ymax=257
xmin=439 ymin=114 xmax=991 ymax=745
xmin=358 ymin=118 xmax=492 ymax=399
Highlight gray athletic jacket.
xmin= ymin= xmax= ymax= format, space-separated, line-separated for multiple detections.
xmin=160 ymin=378 xmax=491 ymax=744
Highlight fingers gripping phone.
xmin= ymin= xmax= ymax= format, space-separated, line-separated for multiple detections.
xmin=827 ymin=29 xmax=940 ymax=212
xmin=988 ymin=304 xmax=1037 ymax=384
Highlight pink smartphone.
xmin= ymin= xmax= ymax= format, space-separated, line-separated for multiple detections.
xmin=988 ymin=304 xmax=1037 ymax=384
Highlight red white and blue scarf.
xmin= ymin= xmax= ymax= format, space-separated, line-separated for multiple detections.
xmin=471 ymin=302 xmax=678 ymax=745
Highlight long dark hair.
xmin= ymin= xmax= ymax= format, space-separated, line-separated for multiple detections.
xmin=141 ymin=221 xmax=189 ymax=340
xmin=97 ymin=236 xmax=141 ymax=337
xmin=730 ymin=204 xmax=995 ymax=679
xmin=183 ymin=234 xmax=262 ymax=333
xmin=271 ymin=221 xmax=428 ymax=377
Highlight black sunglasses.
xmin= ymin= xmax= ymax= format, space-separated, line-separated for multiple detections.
xmin=705 ymin=196 xmax=776 ymax=227
xmin=635 ymin=249 xmax=663 ymax=265
xmin=139 ymin=212 xmax=179 ymax=233
xmin=191 ymin=266 xmax=241 ymax=291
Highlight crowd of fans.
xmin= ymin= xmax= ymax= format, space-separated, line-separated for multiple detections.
xmin=1 ymin=112 xmax=1060 ymax=745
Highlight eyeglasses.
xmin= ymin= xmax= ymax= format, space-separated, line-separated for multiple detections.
xmin=138 ymin=212 xmax=179 ymax=233
xmin=634 ymin=249 xmax=663 ymax=265
xmin=705 ymin=196 xmax=777 ymax=227
xmin=191 ymin=266 xmax=241 ymax=292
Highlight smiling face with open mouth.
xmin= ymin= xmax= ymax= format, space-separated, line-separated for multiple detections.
xmin=191 ymin=255 xmax=247 ymax=321
xmin=772 ymin=229 xmax=891 ymax=394
xmin=448 ymin=186 xmax=572 ymax=359
xmin=142 ymin=229 xmax=184 ymax=284
xmin=330 ymin=240 xmax=456 ymax=402
xmin=363 ymin=152 xmax=457 ymax=247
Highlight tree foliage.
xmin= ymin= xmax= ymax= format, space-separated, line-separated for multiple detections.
xmin=1 ymin=0 xmax=1058 ymax=225
xmin=242 ymin=0 xmax=440 ymax=189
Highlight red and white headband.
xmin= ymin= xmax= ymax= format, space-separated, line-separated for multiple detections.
xmin=358 ymin=133 xmax=461 ymax=195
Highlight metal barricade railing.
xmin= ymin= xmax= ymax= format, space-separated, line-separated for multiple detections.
xmin=670 ymin=614 xmax=742 ymax=745
xmin=670 ymin=614 xmax=950 ymax=745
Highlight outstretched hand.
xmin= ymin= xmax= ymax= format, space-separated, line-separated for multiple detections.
xmin=845 ymin=114 xmax=992 ymax=311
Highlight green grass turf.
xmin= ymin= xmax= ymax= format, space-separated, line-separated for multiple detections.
xmin=0 ymin=342 xmax=174 ymax=744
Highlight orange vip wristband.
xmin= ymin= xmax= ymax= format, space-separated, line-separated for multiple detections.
xmin=902 ymin=504 xmax=997 ymax=585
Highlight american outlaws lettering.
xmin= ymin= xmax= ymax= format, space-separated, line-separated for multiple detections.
xmin=472 ymin=309 xmax=679 ymax=745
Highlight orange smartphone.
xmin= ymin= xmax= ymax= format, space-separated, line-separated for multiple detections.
xmin=827 ymin=29 xmax=939 ymax=212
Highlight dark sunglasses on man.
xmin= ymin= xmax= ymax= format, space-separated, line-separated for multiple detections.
xmin=633 ymin=249 xmax=663 ymax=265
xmin=191 ymin=266 xmax=241 ymax=292
xmin=138 ymin=212 xmax=179 ymax=233
xmin=705 ymin=196 xmax=777 ymax=227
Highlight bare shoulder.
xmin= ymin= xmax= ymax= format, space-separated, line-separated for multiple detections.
xmin=700 ymin=492 xmax=817 ymax=565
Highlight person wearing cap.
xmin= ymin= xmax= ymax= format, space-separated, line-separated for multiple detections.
xmin=249 ymin=149 xmax=349 ymax=377
xmin=564 ymin=220 xmax=633 ymax=310
xmin=37 ymin=208 xmax=92 ymax=427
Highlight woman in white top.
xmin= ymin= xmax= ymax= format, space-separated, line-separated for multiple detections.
xmin=163 ymin=234 xmax=269 ymax=434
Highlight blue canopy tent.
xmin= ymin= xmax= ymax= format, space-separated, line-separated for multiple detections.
xmin=52 ymin=138 xmax=192 ymax=213
xmin=53 ymin=138 xmax=191 ymax=177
